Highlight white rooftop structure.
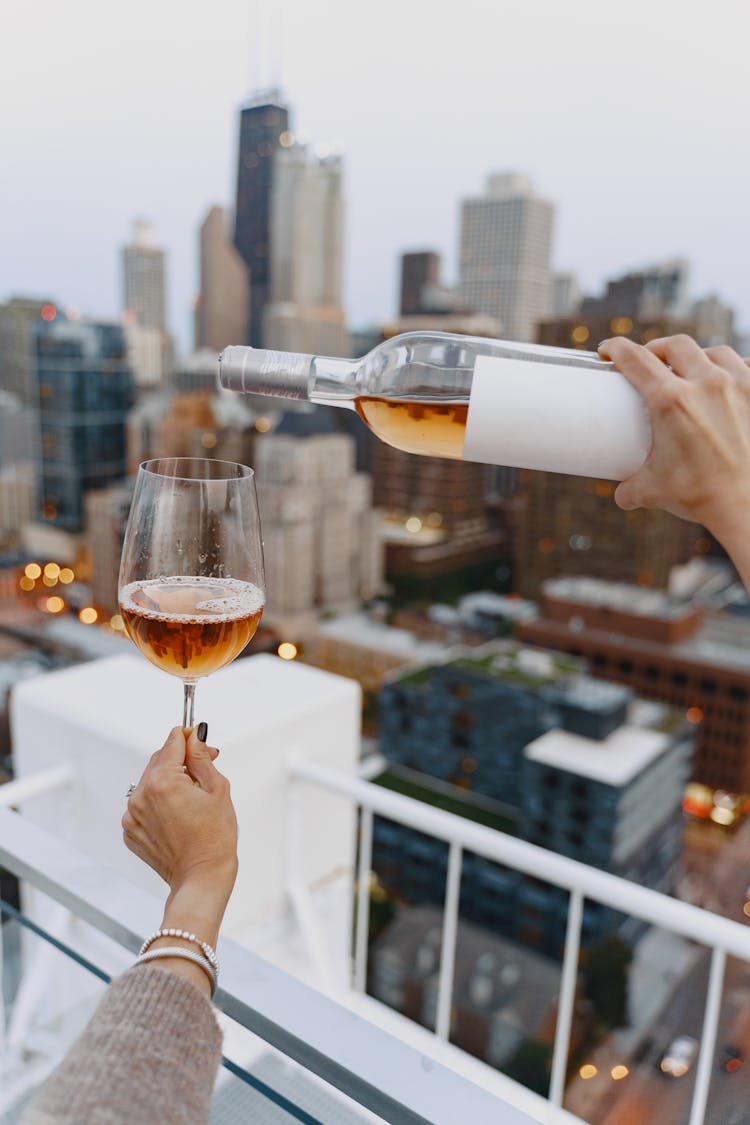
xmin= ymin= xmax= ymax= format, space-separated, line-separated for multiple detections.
xmin=457 ymin=591 xmax=537 ymax=624
xmin=315 ymin=611 xmax=450 ymax=664
xmin=524 ymin=725 xmax=671 ymax=788
xmin=543 ymin=575 xmax=684 ymax=619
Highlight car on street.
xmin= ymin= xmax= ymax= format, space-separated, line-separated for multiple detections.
xmin=659 ymin=1035 xmax=699 ymax=1078
xmin=718 ymin=1044 xmax=744 ymax=1073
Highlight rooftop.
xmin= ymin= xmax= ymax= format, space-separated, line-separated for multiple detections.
xmin=543 ymin=575 xmax=691 ymax=621
xmin=524 ymin=725 xmax=671 ymax=787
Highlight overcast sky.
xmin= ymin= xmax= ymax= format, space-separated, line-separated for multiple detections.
xmin=2 ymin=0 xmax=748 ymax=352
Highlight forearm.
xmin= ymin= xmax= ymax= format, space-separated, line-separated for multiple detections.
xmin=145 ymin=867 xmax=236 ymax=998
xmin=21 ymin=966 xmax=222 ymax=1125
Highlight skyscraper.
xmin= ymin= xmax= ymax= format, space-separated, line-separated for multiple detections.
xmin=579 ymin=259 xmax=689 ymax=323
xmin=121 ymin=219 xmax=166 ymax=330
xmin=34 ymin=316 xmax=133 ymax=532
xmin=195 ymin=205 xmax=248 ymax=352
xmin=399 ymin=252 xmax=441 ymax=316
xmin=253 ymin=432 xmax=382 ymax=630
xmin=121 ymin=219 xmax=171 ymax=384
xmin=263 ymin=144 xmax=348 ymax=356
xmin=458 ymin=173 xmax=554 ymax=342
xmin=0 ymin=295 xmax=53 ymax=403
xmin=234 ymin=93 xmax=290 ymax=347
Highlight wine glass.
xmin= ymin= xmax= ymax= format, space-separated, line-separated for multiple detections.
xmin=118 ymin=457 xmax=265 ymax=728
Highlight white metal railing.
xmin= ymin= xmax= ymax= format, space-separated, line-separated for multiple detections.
xmin=0 ymin=804 xmax=543 ymax=1125
xmin=289 ymin=757 xmax=750 ymax=1125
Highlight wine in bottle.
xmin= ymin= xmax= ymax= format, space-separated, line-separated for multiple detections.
xmin=219 ymin=331 xmax=650 ymax=480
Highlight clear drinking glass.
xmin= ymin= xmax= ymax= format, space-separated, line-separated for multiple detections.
xmin=118 ymin=458 xmax=265 ymax=727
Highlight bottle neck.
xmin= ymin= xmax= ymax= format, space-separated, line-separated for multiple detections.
xmin=309 ymin=355 xmax=358 ymax=408
xmin=218 ymin=346 xmax=356 ymax=406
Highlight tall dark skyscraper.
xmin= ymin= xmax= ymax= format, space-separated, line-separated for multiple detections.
xmin=34 ymin=316 xmax=134 ymax=532
xmin=234 ymin=94 xmax=290 ymax=347
xmin=399 ymin=251 xmax=440 ymax=316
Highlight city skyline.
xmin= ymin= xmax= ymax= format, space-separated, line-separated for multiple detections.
xmin=2 ymin=0 xmax=749 ymax=353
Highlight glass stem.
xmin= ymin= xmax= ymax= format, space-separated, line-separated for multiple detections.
xmin=182 ymin=681 xmax=197 ymax=729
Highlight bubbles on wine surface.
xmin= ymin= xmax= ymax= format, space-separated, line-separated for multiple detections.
xmin=119 ymin=575 xmax=264 ymax=622
xmin=118 ymin=576 xmax=265 ymax=679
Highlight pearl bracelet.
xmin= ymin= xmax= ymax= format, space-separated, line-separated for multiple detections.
xmin=139 ymin=928 xmax=219 ymax=973
xmin=135 ymin=946 xmax=218 ymax=997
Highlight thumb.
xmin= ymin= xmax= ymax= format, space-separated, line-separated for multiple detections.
xmin=185 ymin=728 xmax=221 ymax=788
xmin=614 ymin=478 xmax=641 ymax=512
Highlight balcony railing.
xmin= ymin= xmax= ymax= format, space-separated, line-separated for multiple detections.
xmin=0 ymin=801 xmax=557 ymax=1125
xmin=5 ymin=752 xmax=750 ymax=1124
xmin=288 ymin=757 xmax=750 ymax=1125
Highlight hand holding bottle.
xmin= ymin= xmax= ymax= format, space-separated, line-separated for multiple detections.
xmin=220 ymin=331 xmax=650 ymax=480
xmin=599 ymin=334 xmax=750 ymax=589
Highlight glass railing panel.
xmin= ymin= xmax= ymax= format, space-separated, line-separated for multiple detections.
xmin=1 ymin=895 xmax=384 ymax=1125
xmin=1 ymin=897 xmax=109 ymax=1124
xmin=213 ymin=1050 xmax=386 ymax=1123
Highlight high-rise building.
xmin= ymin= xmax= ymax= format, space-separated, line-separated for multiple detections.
xmin=263 ymin=144 xmax=348 ymax=356
xmin=399 ymin=252 xmax=441 ymax=316
xmin=121 ymin=219 xmax=171 ymax=385
xmin=0 ymin=295 xmax=52 ymax=403
xmin=579 ymin=260 xmax=689 ymax=323
xmin=85 ymin=481 xmax=133 ymax=614
xmin=33 ymin=316 xmax=133 ymax=533
xmin=121 ymin=219 xmax=166 ymax=331
xmin=253 ymin=432 xmax=382 ymax=631
xmin=511 ymin=466 xmax=703 ymax=599
xmin=690 ymin=294 xmax=736 ymax=347
xmin=194 ymin=205 xmax=248 ymax=352
xmin=0 ymin=463 xmax=35 ymax=551
xmin=233 ymin=93 xmax=290 ymax=347
xmin=531 ymin=286 xmax=705 ymax=598
xmin=0 ymin=390 xmax=36 ymax=469
xmin=126 ymin=379 xmax=257 ymax=476
xmin=548 ymin=272 xmax=582 ymax=319
xmin=458 ymin=173 xmax=554 ymax=342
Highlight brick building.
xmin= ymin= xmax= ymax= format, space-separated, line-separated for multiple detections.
xmin=517 ymin=576 xmax=750 ymax=794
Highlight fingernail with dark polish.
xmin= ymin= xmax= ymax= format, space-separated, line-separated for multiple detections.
xmin=197 ymin=722 xmax=208 ymax=743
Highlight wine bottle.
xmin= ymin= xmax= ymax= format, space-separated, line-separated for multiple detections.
xmin=219 ymin=331 xmax=650 ymax=480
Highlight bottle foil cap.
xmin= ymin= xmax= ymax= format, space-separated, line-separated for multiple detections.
xmin=219 ymin=346 xmax=311 ymax=400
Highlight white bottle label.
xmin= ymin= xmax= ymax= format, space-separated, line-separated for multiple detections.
xmin=462 ymin=354 xmax=651 ymax=479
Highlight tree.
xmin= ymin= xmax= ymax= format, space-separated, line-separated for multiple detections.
xmin=581 ymin=936 xmax=632 ymax=1029
xmin=502 ymin=1041 xmax=551 ymax=1097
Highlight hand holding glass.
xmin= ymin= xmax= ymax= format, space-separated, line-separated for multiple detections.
xmin=118 ymin=458 xmax=265 ymax=726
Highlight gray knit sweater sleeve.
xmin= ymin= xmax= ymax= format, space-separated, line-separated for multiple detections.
xmin=21 ymin=964 xmax=223 ymax=1125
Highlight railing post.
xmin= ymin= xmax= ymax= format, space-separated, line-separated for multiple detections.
xmin=353 ymin=806 xmax=373 ymax=993
xmin=549 ymin=887 xmax=583 ymax=1106
xmin=689 ymin=946 xmax=726 ymax=1125
xmin=435 ymin=840 xmax=462 ymax=1040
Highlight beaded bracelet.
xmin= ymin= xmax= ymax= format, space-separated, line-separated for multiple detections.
xmin=135 ymin=946 xmax=218 ymax=997
xmin=139 ymin=928 xmax=219 ymax=973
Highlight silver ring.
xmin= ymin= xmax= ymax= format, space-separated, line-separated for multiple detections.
xmin=126 ymin=783 xmax=137 ymax=798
